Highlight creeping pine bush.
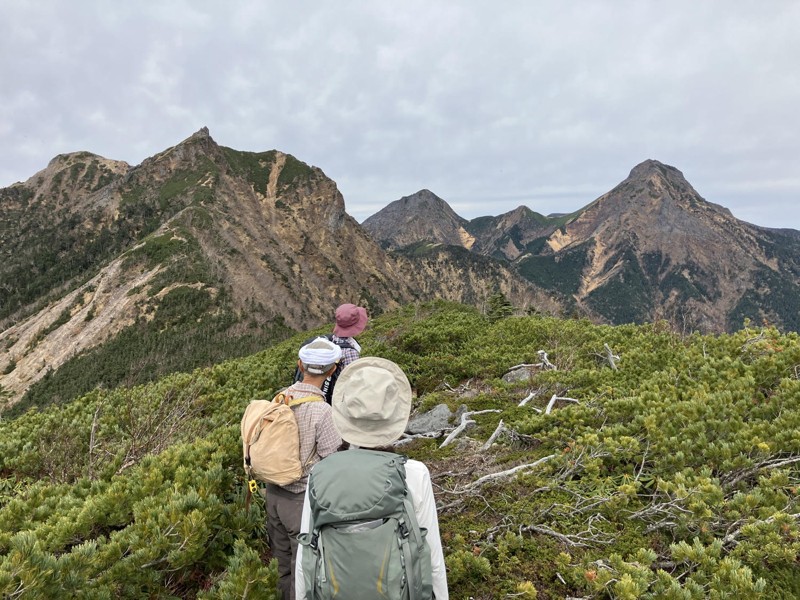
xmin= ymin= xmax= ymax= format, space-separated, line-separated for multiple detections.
xmin=1 ymin=302 xmax=799 ymax=598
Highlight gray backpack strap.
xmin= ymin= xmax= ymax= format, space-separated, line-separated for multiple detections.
xmin=401 ymin=497 xmax=425 ymax=599
xmin=297 ymin=530 xmax=319 ymax=600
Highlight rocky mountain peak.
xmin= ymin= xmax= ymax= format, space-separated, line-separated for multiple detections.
xmin=163 ymin=126 xmax=220 ymax=159
xmin=627 ymin=159 xmax=685 ymax=181
xmin=398 ymin=189 xmax=452 ymax=210
xmin=574 ymin=158 xmax=709 ymax=225
xmin=362 ymin=189 xmax=472 ymax=250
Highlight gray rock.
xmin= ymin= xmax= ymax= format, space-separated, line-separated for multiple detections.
xmin=407 ymin=403 xmax=453 ymax=434
xmin=502 ymin=366 xmax=538 ymax=383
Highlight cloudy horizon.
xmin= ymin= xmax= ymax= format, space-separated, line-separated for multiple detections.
xmin=2 ymin=1 xmax=799 ymax=229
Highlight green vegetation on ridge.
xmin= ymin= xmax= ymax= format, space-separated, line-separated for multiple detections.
xmin=1 ymin=302 xmax=799 ymax=598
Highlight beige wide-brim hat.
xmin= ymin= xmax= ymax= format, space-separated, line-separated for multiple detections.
xmin=332 ymin=357 xmax=412 ymax=448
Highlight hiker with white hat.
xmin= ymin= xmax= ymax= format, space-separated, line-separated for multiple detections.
xmin=288 ymin=303 xmax=369 ymax=404
xmin=267 ymin=337 xmax=344 ymax=600
xmin=295 ymin=357 xmax=449 ymax=599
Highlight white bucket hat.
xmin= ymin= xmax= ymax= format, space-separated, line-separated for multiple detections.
xmin=331 ymin=357 xmax=412 ymax=447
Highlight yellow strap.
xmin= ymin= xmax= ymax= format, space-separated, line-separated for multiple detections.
xmin=273 ymin=392 xmax=324 ymax=407
xmin=288 ymin=395 xmax=324 ymax=407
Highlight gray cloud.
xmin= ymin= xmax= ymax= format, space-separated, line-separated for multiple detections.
xmin=2 ymin=0 xmax=798 ymax=229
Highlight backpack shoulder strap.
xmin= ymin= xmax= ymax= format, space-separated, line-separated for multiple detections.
xmin=272 ymin=392 xmax=323 ymax=407
xmin=332 ymin=336 xmax=354 ymax=350
xmin=287 ymin=395 xmax=324 ymax=407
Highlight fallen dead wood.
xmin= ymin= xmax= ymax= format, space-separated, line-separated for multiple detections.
xmin=545 ymin=394 xmax=580 ymax=414
xmin=481 ymin=420 xmax=505 ymax=450
xmin=439 ymin=409 xmax=502 ymax=448
xmin=603 ymin=343 xmax=620 ymax=370
xmin=393 ymin=432 xmax=443 ymax=447
xmin=464 ymin=454 xmax=556 ymax=490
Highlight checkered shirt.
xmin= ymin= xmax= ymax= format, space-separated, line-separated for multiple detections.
xmin=332 ymin=334 xmax=361 ymax=368
xmin=280 ymin=382 xmax=342 ymax=493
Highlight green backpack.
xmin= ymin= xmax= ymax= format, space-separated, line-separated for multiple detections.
xmin=299 ymin=449 xmax=433 ymax=600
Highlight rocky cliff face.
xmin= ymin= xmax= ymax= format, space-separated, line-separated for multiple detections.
xmin=0 ymin=128 xmax=411 ymax=407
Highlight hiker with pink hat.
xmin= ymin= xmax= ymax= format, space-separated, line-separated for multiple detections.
xmin=331 ymin=303 xmax=368 ymax=369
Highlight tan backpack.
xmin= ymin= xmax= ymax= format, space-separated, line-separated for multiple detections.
xmin=241 ymin=393 xmax=323 ymax=490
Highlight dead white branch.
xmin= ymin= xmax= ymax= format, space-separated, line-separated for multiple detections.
xmin=537 ymin=350 xmax=556 ymax=370
xmin=518 ymin=391 xmax=537 ymax=406
xmin=723 ymin=512 xmax=800 ymax=547
xmin=742 ymin=330 xmax=766 ymax=349
xmin=508 ymin=363 xmax=539 ymax=372
xmin=439 ymin=409 xmax=501 ymax=448
xmin=603 ymin=343 xmax=620 ymax=370
xmin=723 ymin=454 xmax=800 ymax=488
xmin=545 ymin=394 xmax=580 ymax=414
xmin=88 ymin=403 xmax=102 ymax=479
xmin=465 ymin=454 xmax=556 ymax=490
xmin=481 ymin=420 xmax=506 ymax=450
xmin=520 ymin=523 xmax=613 ymax=547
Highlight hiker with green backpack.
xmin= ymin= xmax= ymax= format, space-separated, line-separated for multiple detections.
xmin=296 ymin=357 xmax=449 ymax=599
xmin=243 ymin=337 xmax=345 ymax=600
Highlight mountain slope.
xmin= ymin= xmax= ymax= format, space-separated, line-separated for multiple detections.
xmin=0 ymin=129 xmax=417 ymax=410
xmin=0 ymin=130 xmax=550 ymax=412
xmin=467 ymin=205 xmax=558 ymax=261
xmin=538 ymin=160 xmax=800 ymax=331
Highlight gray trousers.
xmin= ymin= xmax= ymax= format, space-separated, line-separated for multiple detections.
xmin=265 ymin=484 xmax=305 ymax=600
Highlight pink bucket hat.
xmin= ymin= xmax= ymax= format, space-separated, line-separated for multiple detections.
xmin=333 ymin=303 xmax=368 ymax=337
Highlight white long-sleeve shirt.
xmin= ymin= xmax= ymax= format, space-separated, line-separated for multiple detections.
xmin=295 ymin=457 xmax=449 ymax=599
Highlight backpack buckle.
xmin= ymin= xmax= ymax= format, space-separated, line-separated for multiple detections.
xmin=398 ymin=520 xmax=410 ymax=539
xmin=248 ymin=479 xmax=259 ymax=493
xmin=309 ymin=533 xmax=319 ymax=550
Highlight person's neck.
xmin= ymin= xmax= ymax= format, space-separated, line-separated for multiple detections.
xmin=301 ymin=374 xmax=329 ymax=388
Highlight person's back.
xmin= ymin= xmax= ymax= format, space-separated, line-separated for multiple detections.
xmin=266 ymin=338 xmax=343 ymax=600
xmin=296 ymin=357 xmax=448 ymax=599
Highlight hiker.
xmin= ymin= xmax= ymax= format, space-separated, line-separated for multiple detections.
xmin=331 ymin=302 xmax=368 ymax=368
xmin=296 ymin=357 xmax=449 ymax=599
xmin=267 ymin=337 xmax=344 ymax=600
xmin=289 ymin=304 xmax=367 ymax=403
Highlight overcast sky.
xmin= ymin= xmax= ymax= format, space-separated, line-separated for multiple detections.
xmin=2 ymin=1 xmax=799 ymax=230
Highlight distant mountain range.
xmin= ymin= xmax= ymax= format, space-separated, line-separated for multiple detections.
xmin=1 ymin=128 xmax=798 ymax=413
xmin=363 ymin=161 xmax=800 ymax=334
